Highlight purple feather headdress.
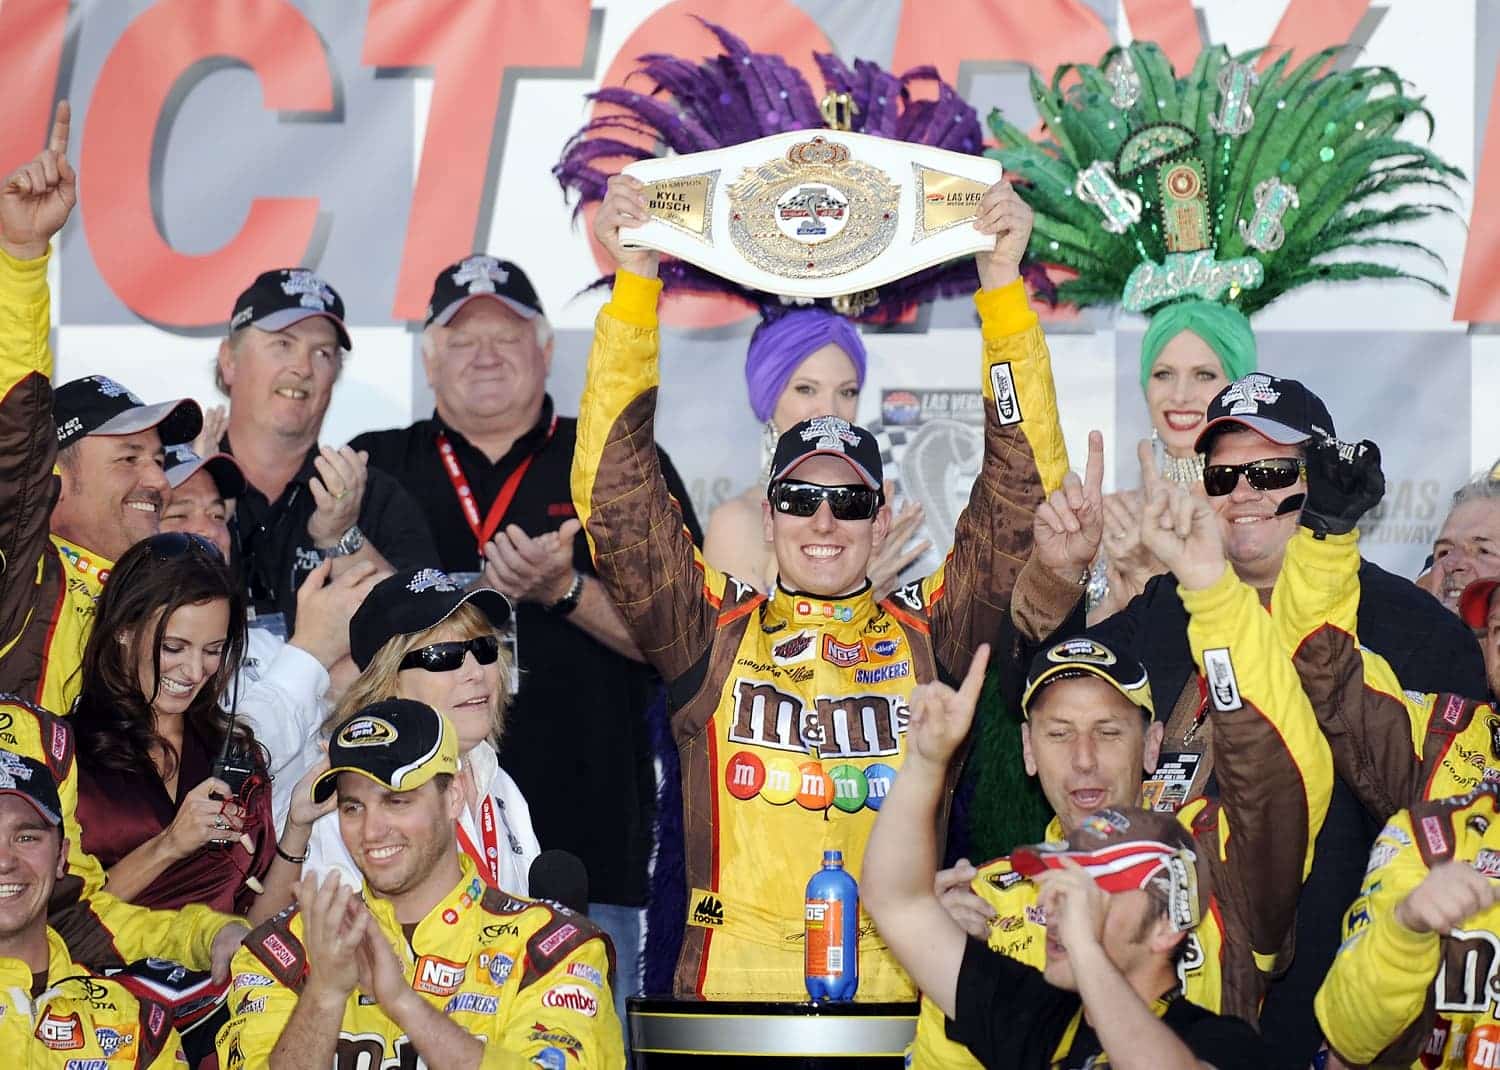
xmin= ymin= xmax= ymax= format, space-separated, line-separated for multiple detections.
xmin=554 ymin=18 xmax=1054 ymax=323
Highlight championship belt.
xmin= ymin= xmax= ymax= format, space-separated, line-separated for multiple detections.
xmin=621 ymin=130 xmax=1001 ymax=300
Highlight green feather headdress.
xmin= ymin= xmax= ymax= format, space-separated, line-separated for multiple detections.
xmin=988 ymin=42 xmax=1463 ymax=317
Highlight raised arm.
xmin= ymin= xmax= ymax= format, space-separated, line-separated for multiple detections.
xmin=927 ymin=184 xmax=1072 ymax=682
xmin=1275 ymin=439 xmax=1431 ymax=820
xmin=1136 ymin=442 xmax=1332 ymax=971
xmin=0 ymin=103 xmax=73 ymax=678
xmin=571 ymin=177 xmax=722 ymax=717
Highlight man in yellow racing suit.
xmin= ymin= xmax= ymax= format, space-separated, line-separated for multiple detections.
xmin=0 ymin=745 xmax=188 ymax=1069
xmin=1254 ymin=436 xmax=1500 ymax=1066
xmin=218 ymin=699 xmax=622 ymax=1069
xmin=0 ymin=105 xmax=244 ymax=978
xmin=573 ymin=177 xmax=1081 ymax=999
xmin=909 ymin=441 xmax=1332 ymax=1066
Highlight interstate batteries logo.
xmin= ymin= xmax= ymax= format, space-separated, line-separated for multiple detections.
xmin=724 ymin=750 xmax=895 ymax=813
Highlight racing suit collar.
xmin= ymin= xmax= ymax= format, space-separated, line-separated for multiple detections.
xmin=51 ymin=534 xmax=114 ymax=593
xmin=765 ymin=580 xmax=879 ymax=630
xmin=363 ymin=850 xmax=487 ymax=947
xmin=0 ymin=927 xmax=74 ymax=994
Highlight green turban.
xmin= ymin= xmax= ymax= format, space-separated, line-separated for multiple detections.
xmin=1138 ymin=300 xmax=1257 ymax=391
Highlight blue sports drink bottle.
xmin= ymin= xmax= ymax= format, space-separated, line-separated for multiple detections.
xmin=804 ymin=849 xmax=859 ymax=1001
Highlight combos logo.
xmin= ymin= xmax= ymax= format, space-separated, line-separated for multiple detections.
xmin=822 ymin=635 xmax=866 ymax=667
xmin=336 ymin=717 xmax=397 ymax=747
xmin=542 ymin=984 xmax=599 ymax=1017
xmin=689 ymin=890 xmax=725 ymax=928
xmin=724 ymin=750 xmax=896 ymax=813
xmin=36 ymin=1010 xmax=84 ymax=1050
xmin=771 ymin=631 xmax=816 ymax=665
xmin=414 ymin=955 xmax=467 ymax=996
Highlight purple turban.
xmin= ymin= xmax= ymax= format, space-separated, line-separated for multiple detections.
xmin=745 ymin=309 xmax=868 ymax=423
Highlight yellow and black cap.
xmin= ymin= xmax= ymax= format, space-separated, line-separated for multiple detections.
xmin=1021 ymin=635 xmax=1154 ymax=719
xmin=311 ymin=699 xmax=459 ymax=803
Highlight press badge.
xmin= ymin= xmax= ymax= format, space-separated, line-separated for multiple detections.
xmin=1142 ymin=751 xmax=1202 ymax=813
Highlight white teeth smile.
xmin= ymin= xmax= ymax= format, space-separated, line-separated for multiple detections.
xmin=160 ymin=678 xmax=194 ymax=695
xmin=275 ymin=388 xmax=309 ymax=400
xmin=1231 ymin=516 xmax=1267 ymax=525
xmin=0 ymin=884 xmax=24 ymax=898
xmin=126 ymin=501 xmax=158 ymax=513
xmin=803 ymin=546 xmax=842 ymax=559
xmin=1164 ymin=412 xmax=1201 ymax=430
xmin=367 ymin=846 xmax=403 ymax=861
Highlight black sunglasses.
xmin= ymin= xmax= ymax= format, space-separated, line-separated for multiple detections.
xmin=398 ymin=634 xmax=501 ymax=673
xmin=146 ymin=531 xmax=225 ymax=563
xmin=768 ymin=481 xmax=881 ymax=521
xmin=1203 ymin=458 xmax=1306 ymax=497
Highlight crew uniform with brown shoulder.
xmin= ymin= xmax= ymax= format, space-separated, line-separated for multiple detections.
xmin=573 ymin=174 xmax=1079 ymax=999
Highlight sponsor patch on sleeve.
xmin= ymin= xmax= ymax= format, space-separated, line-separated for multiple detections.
xmin=1201 ymin=648 xmax=1242 ymax=712
xmin=988 ymin=362 xmax=1022 ymax=426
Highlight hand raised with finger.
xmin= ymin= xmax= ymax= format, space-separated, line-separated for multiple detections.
xmin=906 ymin=644 xmax=991 ymax=768
xmin=1 ymin=101 xmax=76 ymax=260
xmin=1033 ymin=430 xmax=1105 ymax=585
xmin=973 ymin=179 xmax=1033 ymax=289
xmin=593 ymin=174 xmax=660 ymax=279
xmin=1136 ymin=439 xmax=1225 ymax=591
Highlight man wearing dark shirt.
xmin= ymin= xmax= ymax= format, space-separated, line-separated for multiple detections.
xmin=352 ymin=254 xmax=702 ymax=1022
xmin=216 ymin=269 xmax=437 ymax=637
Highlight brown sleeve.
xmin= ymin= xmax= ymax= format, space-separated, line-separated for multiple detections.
xmin=571 ymin=289 xmax=720 ymax=696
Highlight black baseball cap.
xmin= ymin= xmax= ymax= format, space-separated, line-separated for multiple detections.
xmin=0 ymin=745 xmax=63 ymax=826
xmin=426 ymin=255 xmax=543 ymax=328
xmin=164 ymin=443 xmax=246 ymax=501
xmin=229 ymin=268 xmax=352 ymax=351
xmin=54 ymin=376 xmax=202 ymax=451
xmin=768 ymin=416 xmax=883 ymax=491
xmin=1011 ymin=807 xmax=1207 ymax=931
xmin=1194 ymin=373 xmax=1336 ymax=453
xmin=349 ymin=568 xmax=513 ymax=671
xmin=311 ymin=699 xmax=460 ymax=804
xmin=1022 ymin=636 xmax=1154 ymax=719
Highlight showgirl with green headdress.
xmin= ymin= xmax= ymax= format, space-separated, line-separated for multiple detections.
xmin=987 ymin=41 xmax=1461 ymax=623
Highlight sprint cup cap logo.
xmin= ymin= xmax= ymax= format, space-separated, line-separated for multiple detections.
xmin=337 ymin=717 xmax=398 ymax=748
xmin=1022 ymin=635 xmax=1153 ymax=719
xmin=313 ymin=698 xmax=460 ymax=803
xmin=769 ymin=415 xmax=883 ymax=490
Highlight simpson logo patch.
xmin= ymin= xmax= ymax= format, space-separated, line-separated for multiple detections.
xmin=536 ymin=924 xmax=580 ymax=957
xmin=1421 ymin=815 xmax=1449 ymax=857
xmin=988 ymin=362 xmax=1022 ymax=425
xmin=1441 ymin=694 xmax=1468 ymax=728
xmin=1201 ymin=648 xmax=1242 ymax=712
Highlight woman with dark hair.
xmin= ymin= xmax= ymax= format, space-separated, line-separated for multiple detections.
xmin=70 ymin=532 xmax=295 ymax=925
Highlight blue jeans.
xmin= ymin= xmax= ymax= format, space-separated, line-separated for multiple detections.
xmin=589 ymin=902 xmax=643 ymax=1060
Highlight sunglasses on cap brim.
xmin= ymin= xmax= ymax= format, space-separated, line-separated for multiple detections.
xmin=1202 ymin=458 xmax=1305 ymax=497
xmin=146 ymin=531 xmax=225 ymax=564
xmin=398 ymin=635 xmax=501 ymax=673
xmin=767 ymin=481 xmax=882 ymax=521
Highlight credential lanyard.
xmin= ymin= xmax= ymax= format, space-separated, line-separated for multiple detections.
xmin=456 ymin=796 xmax=502 ymax=889
xmin=436 ymin=418 xmax=557 ymax=554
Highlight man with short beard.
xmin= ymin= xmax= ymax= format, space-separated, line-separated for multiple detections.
xmin=0 ymin=746 xmax=188 ymax=1068
xmin=219 ymin=699 xmax=622 ymax=1069
xmin=0 ymin=103 xmax=249 ymax=981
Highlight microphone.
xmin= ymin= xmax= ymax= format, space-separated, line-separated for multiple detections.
xmin=1274 ymin=493 xmax=1306 ymax=517
xmin=528 ymin=850 xmax=590 ymax=916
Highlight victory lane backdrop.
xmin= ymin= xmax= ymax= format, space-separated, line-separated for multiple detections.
xmin=2 ymin=0 xmax=1495 ymax=581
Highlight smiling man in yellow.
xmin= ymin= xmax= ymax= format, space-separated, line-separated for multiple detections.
xmin=218 ymin=699 xmax=622 ymax=1070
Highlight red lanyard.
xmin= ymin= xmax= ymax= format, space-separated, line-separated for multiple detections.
xmin=436 ymin=418 xmax=556 ymax=554
xmin=457 ymin=795 xmax=502 ymax=888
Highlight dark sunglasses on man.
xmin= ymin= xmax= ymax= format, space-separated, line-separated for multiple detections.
xmin=1203 ymin=458 xmax=1306 ymax=497
xmin=399 ymin=634 xmax=501 ymax=673
xmin=767 ymin=480 xmax=883 ymax=522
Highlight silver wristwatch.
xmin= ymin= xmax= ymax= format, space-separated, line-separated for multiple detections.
xmin=321 ymin=524 xmax=366 ymax=560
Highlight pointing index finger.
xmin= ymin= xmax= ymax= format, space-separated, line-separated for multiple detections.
xmin=1084 ymin=430 xmax=1105 ymax=499
xmin=48 ymin=100 xmax=71 ymax=156
xmin=1136 ymin=438 xmax=1163 ymax=497
xmin=958 ymin=644 xmax=991 ymax=707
